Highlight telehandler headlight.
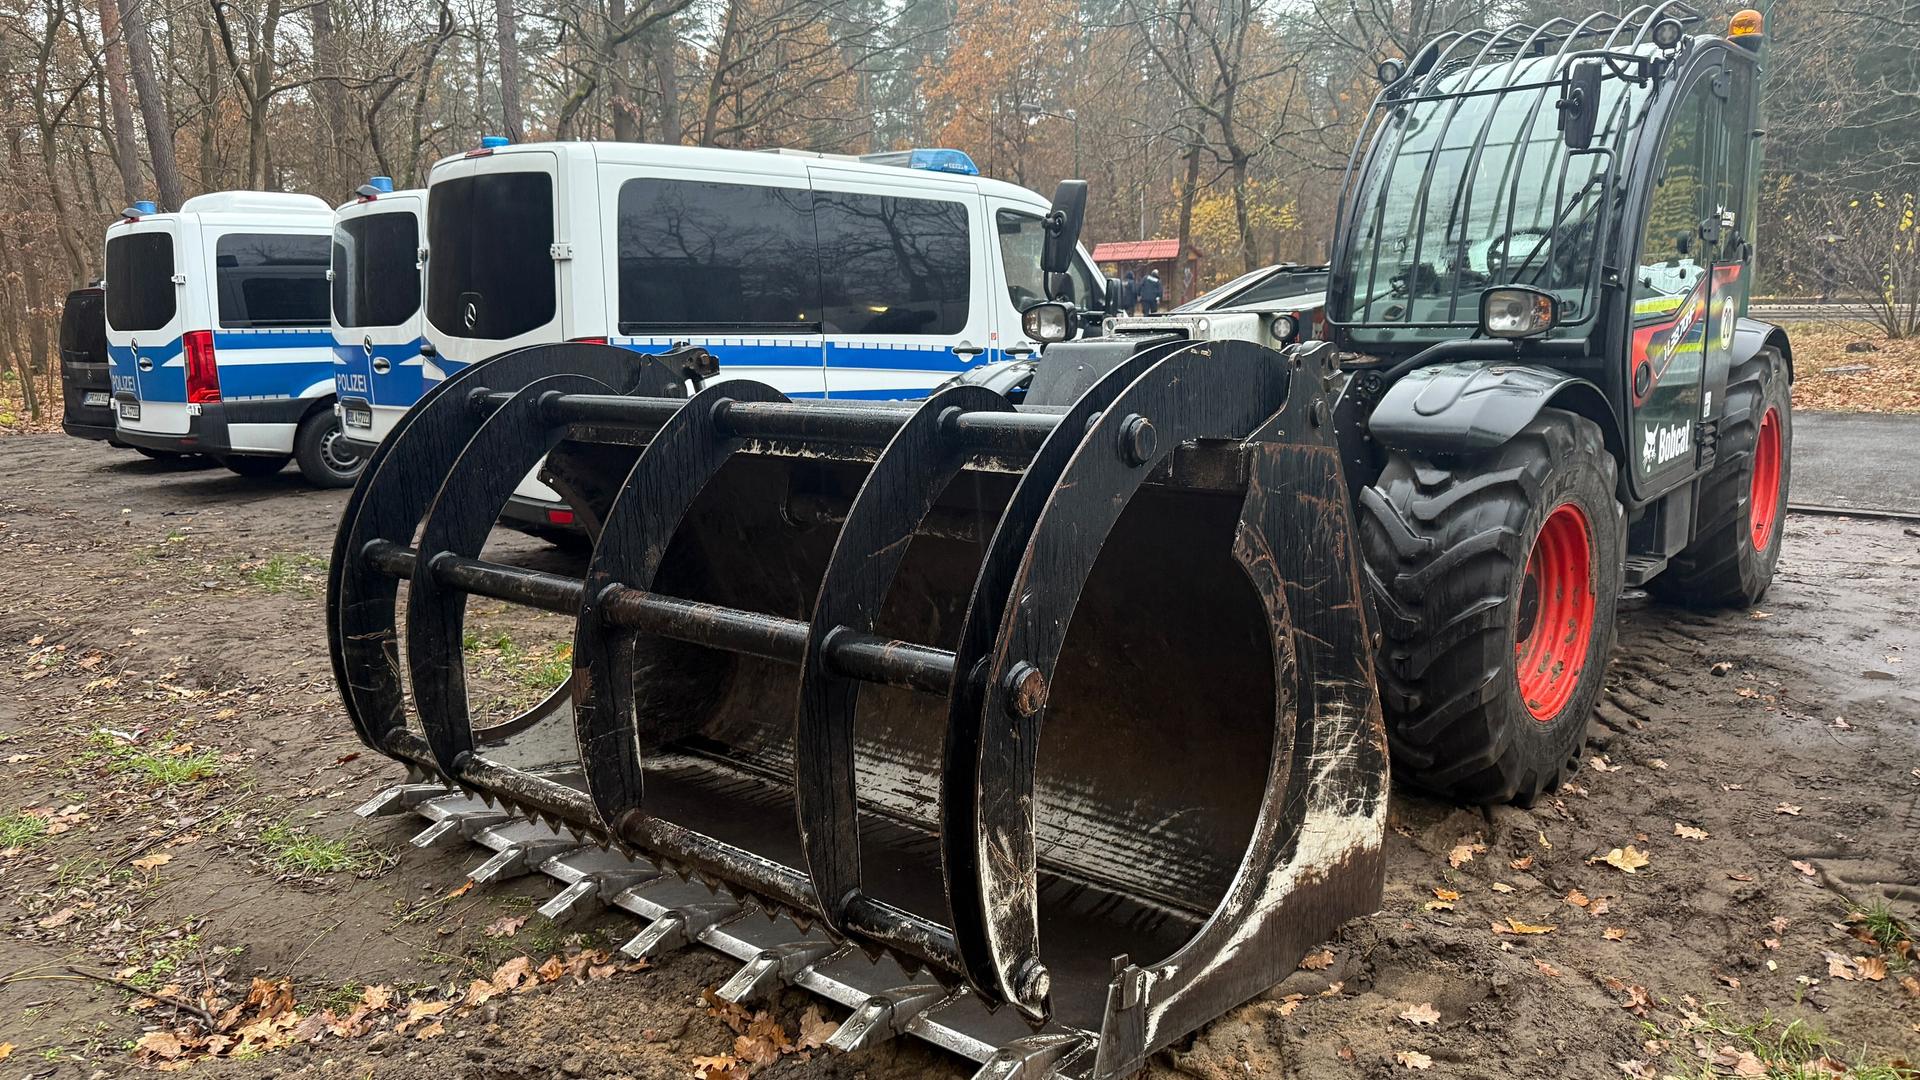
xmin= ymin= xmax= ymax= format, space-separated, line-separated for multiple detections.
xmin=1022 ymin=301 xmax=1075 ymax=344
xmin=1269 ymin=313 xmax=1299 ymax=341
xmin=1480 ymin=287 xmax=1558 ymax=339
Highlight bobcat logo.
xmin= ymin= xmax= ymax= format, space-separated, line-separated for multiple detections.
xmin=1643 ymin=422 xmax=1691 ymax=468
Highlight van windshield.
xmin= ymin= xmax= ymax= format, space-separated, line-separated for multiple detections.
xmin=105 ymin=232 xmax=177 ymax=332
xmin=427 ymin=172 xmax=555 ymax=339
xmin=334 ymin=211 xmax=422 ymax=328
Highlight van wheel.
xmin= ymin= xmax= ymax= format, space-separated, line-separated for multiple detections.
xmin=294 ymin=410 xmax=366 ymax=488
xmin=1358 ymin=409 xmax=1622 ymax=806
xmin=224 ymin=454 xmax=291 ymax=478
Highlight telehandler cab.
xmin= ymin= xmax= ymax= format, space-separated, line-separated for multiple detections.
xmin=329 ymin=5 xmax=1788 ymax=1075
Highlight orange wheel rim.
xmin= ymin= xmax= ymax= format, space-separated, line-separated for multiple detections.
xmin=1515 ymin=503 xmax=1596 ymax=722
xmin=1749 ymin=407 xmax=1782 ymax=551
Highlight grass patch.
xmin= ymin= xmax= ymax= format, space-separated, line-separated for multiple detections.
xmin=259 ymin=821 xmax=372 ymax=875
xmin=463 ymin=630 xmax=572 ymax=700
xmin=98 ymin=740 xmax=223 ymax=786
xmin=240 ymin=552 xmax=328 ymax=594
xmin=1850 ymin=899 xmax=1914 ymax=969
xmin=1665 ymin=1007 xmax=1917 ymax=1079
xmin=0 ymin=811 xmax=50 ymax=848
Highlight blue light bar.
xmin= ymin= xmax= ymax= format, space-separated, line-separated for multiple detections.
xmin=134 ymin=200 xmax=158 ymax=215
xmin=367 ymin=176 xmax=395 ymax=193
xmin=480 ymin=136 xmax=511 ymax=149
xmin=858 ymin=148 xmax=981 ymax=176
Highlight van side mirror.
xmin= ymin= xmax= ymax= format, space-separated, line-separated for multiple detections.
xmin=1041 ymin=180 xmax=1088 ymax=276
xmin=1104 ymin=276 xmax=1123 ymax=313
xmin=1559 ymin=61 xmax=1603 ymax=151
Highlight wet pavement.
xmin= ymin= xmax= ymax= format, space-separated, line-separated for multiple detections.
xmin=1792 ymin=411 xmax=1920 ymax=515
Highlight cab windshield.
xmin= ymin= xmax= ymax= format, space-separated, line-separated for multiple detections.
xmin=1334 ymin=50 xmax=1656 ymax=342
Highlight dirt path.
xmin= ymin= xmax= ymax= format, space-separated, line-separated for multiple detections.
xmin=1 ymin=433 xmax=1914 ymax=1079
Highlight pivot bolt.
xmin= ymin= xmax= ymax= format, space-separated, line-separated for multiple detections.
xmin=1002 ymin=662 xmax=1049 ymax=719
xmin=1013 ymin=959 xmax=1052 ymax=1011
xmin=1119 ymin=413 xmax=1157 ymax=466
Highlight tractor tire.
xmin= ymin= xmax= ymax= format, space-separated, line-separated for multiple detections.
xmin=1359 ymin=409 xmax=1622 ymax=806
xmin=294 ymin=409 xmax=367 ymax=488
xmin=1650 ymin=347 xmax=1790 ymax=608
xmin=222 ymin=454 xmax=291 ymax=478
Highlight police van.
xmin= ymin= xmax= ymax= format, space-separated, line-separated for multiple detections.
xmin=105 ymin=192 xmax=366 ymax=486
xmin=423 ymin=139 xmax=1114 ymax=533
xmin=329 ymin=178 xmax=428 ymax=453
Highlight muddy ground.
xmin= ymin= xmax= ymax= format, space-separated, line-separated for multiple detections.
xmin=0 ymin=433 xmax=1915 ymax=1079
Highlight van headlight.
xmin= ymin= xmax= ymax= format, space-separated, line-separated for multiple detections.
xmin=1022 ymin=301 xmax=1075 ymax=344
xmin=1480 ymin=287 xmax=1558 ymax=339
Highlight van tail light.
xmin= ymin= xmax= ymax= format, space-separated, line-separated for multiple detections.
xmin=545 ymin=509 xmax=575 ymax=526
xmin=570 ymin=336 xmax=608 ymax=346
xmin=184 ymin=330 xmax=221 ymax=403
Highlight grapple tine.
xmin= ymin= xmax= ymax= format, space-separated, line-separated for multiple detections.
xmin=824 ymin=983 xmax=951 ymax=1053
xmin=715 ymin=940 xmax=843 ymax=1005
xmin=614 ymin=898 xmax=746 ymax=958
xmin=537 ymin=866 xmax=659 ymax=925
xmin=354 ymin=782 xmax=443 ymax=818
xmin=969 ymin=1034 xmax=1090 ymax=1080
xmin=468 ymin=837 xmax=577 ymax=884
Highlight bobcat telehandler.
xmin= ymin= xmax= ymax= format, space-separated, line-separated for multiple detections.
xmin=329 ymin=6 xmax=1789 ymax=1075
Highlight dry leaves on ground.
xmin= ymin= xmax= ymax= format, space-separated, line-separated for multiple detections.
xmin=1786 ymin=323 xmax=1920 ymax=413
xmin=1674 ymin=823 xmax=1709 ymax=841
xmin=1299 ymin=949 xmax=1335 ymax=971
xmin=1496 ymin=917 xmax=1556 ymax=935
xmin=1448 ymin=839 xmax=1488 ymax=869
xmin=1400 ymin=1002 xmax=1441 ymax=1027
xmin=1396 ymin=1049 xmax=1434 ymax=1070
xmin=693 ymin=992 xmax=839 ymax=1077
xmin=1593 ymin=845 xmax=1651 ymax=873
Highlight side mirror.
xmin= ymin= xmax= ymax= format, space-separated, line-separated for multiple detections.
xmin=1559 ymin=61 xmax=1602 ymax=150
xmin=1104 ymin=276 xmax=1123 ymax=313
xmin=1041 ymin=179 xmax=1088 ymax=276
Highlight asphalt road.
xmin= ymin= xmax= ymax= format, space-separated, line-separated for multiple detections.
xmin=1791 ymin=410 xmax=1920 ymax=515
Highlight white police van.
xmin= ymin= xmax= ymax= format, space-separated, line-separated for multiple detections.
xmin=329 ymin=178 xmax=429 ymax=453
xmin=105 ymin=191 xmax=365 ymax=485
xmin=423 ymin=139 xmax=1112 ymax=533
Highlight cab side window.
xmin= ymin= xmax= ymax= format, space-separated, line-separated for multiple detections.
xmin=814 ymin=192 xmax=970 ymax=335
xmin=1632 ymin=75 xmax=1717 ymax=312
xmin=996 ymin=210 xmax=1101 ymax=309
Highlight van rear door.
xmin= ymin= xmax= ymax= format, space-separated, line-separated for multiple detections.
xmin=808 ymin=167 xmax=988 ymax=399
xmin=332 ymin=194 xmax=425 ymax=441
xmin=104 ymin=221 xmax=186 ymax=435
xmin=597 ymin=163 xmax=827 ymax=396
xmin=424 ymin=153 xmax=562 ymax=369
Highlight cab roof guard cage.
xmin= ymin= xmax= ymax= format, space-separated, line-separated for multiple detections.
xmin=1326 ymin=1 xmax=1706 ymax=333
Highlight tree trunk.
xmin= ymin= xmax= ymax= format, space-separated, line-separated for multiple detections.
xmin=200 ymin=17 xmax=220 ymax=188
xmin=97 ymin=0 xmax=144 ymax=204
xmin=405 ymin=3 xmax=454 ymax=185
xmin=651 ymin=17 xmax=680 ymax=144
xmin=610 ymin=0 xmax=639 ymax=141
xmin=246 ymin=0 xmax=286 ymax=188
xmin=311 ymin=0 xmax=353 ymax=193
xmin=1228 ymin=149 xmax=1254 ymax=274
xmin=118 ymin=0 xmax=185 ymax=208
xmin=496 ymin=0 xmax=524 ymax=139
xmin=1173 ymin=143 xmax=1201 ymax=305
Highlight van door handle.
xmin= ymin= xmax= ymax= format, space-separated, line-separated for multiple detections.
xmin=1004 ymin=346 xmax=1035 ymax=357
xmin=951 ymin=343 xmax=984 ymax=358
xmin=371 ymin=357 xmax=392 ymax=375
xmin=419 ymin=343 xmax=438 ymax=357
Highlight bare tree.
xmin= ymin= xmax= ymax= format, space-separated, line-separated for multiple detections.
xmin=116 ymin=0 xmax=185 ymax=207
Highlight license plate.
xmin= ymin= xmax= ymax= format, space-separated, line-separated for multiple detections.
xmin=344 ymin=406 xmax=373 ymax=430
xmin=83 ymin=392 xmax=109 ymax=407
xmin=119 ymin=401 xmax=141 ymax=421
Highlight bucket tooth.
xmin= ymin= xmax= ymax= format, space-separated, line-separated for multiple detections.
xmin=617 ymin=899 xmax=743 ymax=959
xmin=969 ymin=1034 xmax=1088 ymax=1080
xmin=468 ymin=838 xmax=576 ymax=884
xmin=715 ymin=940 xmax=841 ymax=1005
xmin=410 ymin=808 xmax=508 ymax=848
xmin=824 ymin=984 xmax=950 ymax=1053
xmin=354 ymin=783 xmax=443 ymax=819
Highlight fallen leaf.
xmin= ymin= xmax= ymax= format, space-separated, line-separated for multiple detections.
xmin=1854 ymin=956 xmax=1887 ymax=981
xmin=1791 ymin=860 xmax=1817 ymax=878
xmin=1619 ymin=984 xmax=1651 ymax=1015
xmin=1604 ymin=927 xmax=1628 ymax=941
xmin=1776 ymin=803 xmax=1802 ymax=816
xmin=1299 ymin=949 xmax=1335 ymax=971
xmin=1432 ymin=887 xmax=1461 ymax=902
xmin=1899 ymin=975 xmax=1920 ymax=999
xmin=1711 ymin=661 xmax=1734 ymax=676
xmin=132 ymin=852 xmax=173 ymax=871
xmin=1828 ymin=953 xmax=1858 ymax=981
xmin=796 ymin=1005 xmax=838 ymax=1049
xmin=396 ymin=999 xmax=454 ymax=1033
xmin=1448 ymin=840 xmax=1487 ymax=868
xmin=134 ymin=1031 xmax=184 ymax=1060
xmin=0 ymin=1043 xmax=11 ymax=1061
xmin=445 ymin=880 xmax=474 ymax=900
xmin=1596 ymin=846 xmax=1650 ymax=873
xmin=1534 ymin=958 xmax=1563 ymax=977
xmin=1831 ymin=716 xmax=1852 ymax=730
xmin=1566 ymin=889 xmax=1592 ymax=908
xmin=1728 ymin=871 xmax=1756 ymax=882
xmin=1510 ymin=855 xmax=1534 ymax=871
xmin=491 ymin=956 xmax=535 ymax=993
xmin=1396 ymin=1050 xmax=1434 ymax=1070
xmin=483 ymin=915 xmax=527 ymax=938
xmin=692 ymin=1054 xmax=748 ymax=1080
xmin=463 ymin=979 xmax=498 ymax=1007
xmin=536 ymin=955 xmax=568 ymax=982
xmin=1319 ymin=981 xmax=1344 ymax=997
xmin=1423 ymin=900 xmax=1455 ymax=912
xmin=1400 ymin=1002 xmax=1441 ymax=1026
xmin=37 ymin=906 xmax=76 ymax=928
xmin=1504 ymin=917 xmax=1556 ymax=935
xmin=1763 ymin=938 xmax=1780 ymax=950
xmin=1589 ymin=755 xmax=1622 ymax=773
xmin=1491 ymin=882 xmax=1515 ymax=894
xmin=360 ymin=984 xmax=394 ymax=1010
xmin=1647 ymin=758 xmax=1669 ymax=769
xmin=415 ymin=1020 xmax=446 ymax=1040
xmin=1276 ymin=993 xmax=1306 ymax=1016
xmin=1674 ymin=823 xmax=1709 ymax=841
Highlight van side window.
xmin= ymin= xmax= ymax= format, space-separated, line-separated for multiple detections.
xmin=426 ymin=172 xmax=556 ymax=340
xmin=815 ymin=192 xmax=969 ymax=335
xmin=995 ymin=210 xmax=1101 ymax=309
xmin=215 ymin=233 xmax=329 ymax=329
xmin=617 ymin=179 xmax=820 ymax=331
xmin=334 ymin=213 xmax=421 ymax=328
xmin=105 ymin=233 xmax=177 ymax=332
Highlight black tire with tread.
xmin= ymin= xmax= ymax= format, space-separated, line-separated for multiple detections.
xmin=1650 ymin=346 xmax=1790 ymax=608
xmin=294 ymin=408 xmax=367 ymax=488
xmin=1359 ymin=409 xmax=1623 ymax=806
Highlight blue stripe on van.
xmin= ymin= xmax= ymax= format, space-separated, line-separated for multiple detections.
xmin=216 ymin=359 xmax=333 ymax=400
xmin=334 ymin=340 xmax=429 ymax=408
xmin=213 ymin=330 xmax=337 ymax=350
xmin=824 ymin=341 xmax=968 ymax=373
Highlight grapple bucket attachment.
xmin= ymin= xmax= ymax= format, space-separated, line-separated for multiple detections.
xmin=328 ymin=336 xmax=1388 ymax=1077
